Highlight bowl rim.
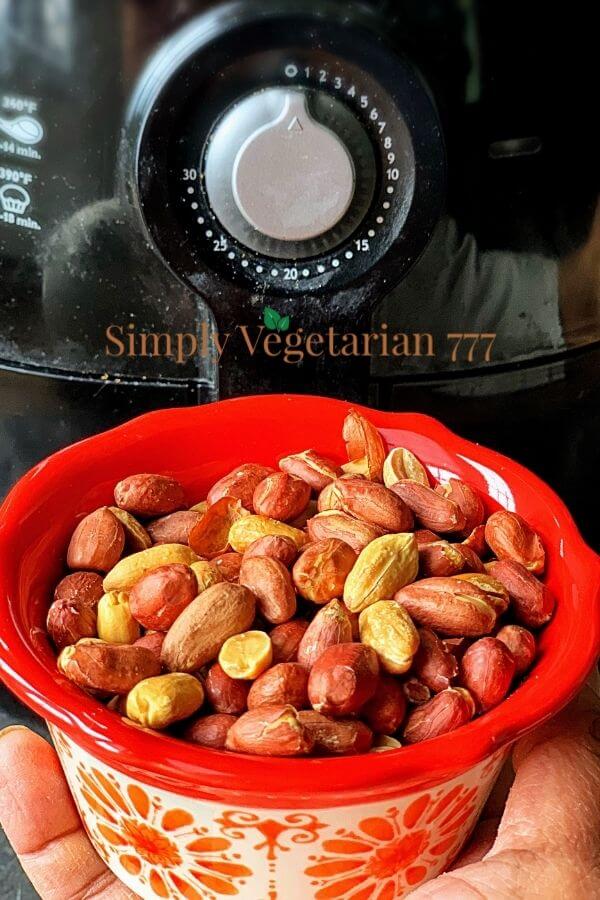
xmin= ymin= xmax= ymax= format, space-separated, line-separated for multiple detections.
xmin=1 ymin=394 xmax=599 ymax=808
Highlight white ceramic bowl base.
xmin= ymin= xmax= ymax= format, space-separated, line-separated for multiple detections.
xmin=50 ymin=726 xmax=508 ymax=899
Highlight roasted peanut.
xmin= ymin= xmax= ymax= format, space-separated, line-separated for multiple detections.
xmin=253 ymin=472 xmax=311 ymax=522
xmin=344 ymin=533 xmax=418 ymax=613
xmin=362 ymin=676 xmax=407 ymax=734
xmin=129 ymin=564 xmax=197 ymax=631
xmin=147 ymin=510 xmax=202 ymax=545
xmin=403 ymin=687 xmax=475 ymax=743
xmin=114 ymin=474 xmax=185 ymax=517
xmin=308 ymin=643 xmax=379 ymax=716
xmin=270 ymin=619 xmax=309 ymax=663
xmin=293 ymin=539 xmax=356 ymax=604
xmin=47 ymin=596 xmax=98 ymax=650
xmin=161 ymin=583 xmax=256 ymax=672
xmin=212 ymin=552 xmax=243 ymax=582
xmin=419 ymin=540 xmax=465 ymax=577
xmin=325 ymin=478 xmax=414 ymax=533
xmin=97 ymin=591 xmax=140 ymax=644
xmin=109 ymin=507 xmax=152 ymax=552
xmin=218 ymin=630 xmax=273 ymax=680
xmin=229 ymin=515 xmax=307 ymax=553
xmin=133 ymin=631 xmax=166 ymax=662
xmin=359 ymin=601 xmax=419 ymax=674
xmin=58 ymin=640 xmax=161 ymax=695
xmin=455 ymin=572 xmax=510 ymax=615
xmin=103 ymin=543 xmax=199 ymax=592
xmin=239 ymin=556 xmax=297 ymax=624
xmin=412 ymin=628 xmax=458 ymax=693
xmin=485 ymin=510 xmax=545 ymax=574
xmin=436 ymin=479 xmax=485 ymax=535
xmin=390 ymin=480 xmax=466 ymax=533
xmin=496 ymin=625 xmax=536 ymax=675
xmin=298 ymin=710 xmax=373 ymax=755
xmin=190 ymin=559 xmax=224 ymax=592
xmin=247 ymin=663 xmax=309 ymax=709
xmin=183 ymin=713 xmax=237 ymax=749
xmin=460 ymin=637 xmax=515 ymax=711
xmin=126 ymin=673 xmax=204 ymax=729
xmin=67 ymin=507 xmax=125 ymax=572
xmin=343 ymin=408 xmax=386 ymax=481
xmin=383 ymin=447 xmax=429 ymax=488
xmin=486 ymin=559 xmax=554 ymax=627
xmin=243 ymin=535 xmax=298 ymax=567
xmin=205 ymin=662 xmax=250 ymax=715
xmin=307 ymin=510 xmax=384 ymax=554
xmin=279 ymin=450 xmax=342 ymax=491
xmin=226 ymin=705 xmax=314 ymax=756
xmin=189 ymin=497 xmax=249 ymax=558
xmin=207 ymin=463 xmax=274 ymax=511
xmin=297 ymin=600 xmax=353 ymax=669
xmin=395 ymin=577 xmax=498 ymax=636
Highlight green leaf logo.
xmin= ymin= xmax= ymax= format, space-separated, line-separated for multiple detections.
xmin=263 ymin=307 xmax=291 ymax=332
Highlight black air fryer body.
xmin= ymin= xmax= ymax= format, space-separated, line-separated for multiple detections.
xmin=0 ymin=0 xmax=598 ymax=544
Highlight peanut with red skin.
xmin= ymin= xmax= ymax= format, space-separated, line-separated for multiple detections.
xmin=390 ymin=480 xmax=466 ymax=533
xmin=247 ymin=663 xmax=309 ymax=710
xmin=436 ymin=479 xmax=485 ymax=535
xmin=114 ymin=474 xmax=185 ymax=517
xmin=47 ymin=597 xmax=98 ymax=650
xmin=486 ymin=559 xmax=554 ymax=627
xmin=298 ymin=711 xmax=373 ymax=755
xmin=54 ymin=572 xmax=104 ymax=606
xmin=225 ymin=705 xmax=314 ymax=756
xmin=270 ymin=619 xmax=309 ymax=663
xmin=183 ymin=713 xmax=237 ymax=749
xmin=67 ymin=507 xmax=125 ymax=572
xmin=485 ymin=510 xmax=545 ymax=574
xmin=297 ymin=600 xmax=353 ymax=670
xmin=496 ymin=625 xmax=536 ymax=675
xmin=460 ymin=637 xmax=516 ymax=711
xmin=133 ymin=631 xmax=166 ymax=662
xmin=293 ymin=538 xmax=356 ymax=604
xmin=205 ymin=662 xmax=250 ymax=715
xmin=402 ymin=678 xmax=431 ymax=705
xmin=243 ymin=535 xmax=298 ymax=567
xmin=308 ymin=643 xmax=379 ymax=716
xmin=207 ymin=463 xmax=274 ymax=511
xmin=363 ymin=676 xmax=407 ymax=734
xmin=279 ymin=450 xmax=342 ymax=491
xmin=403 ymin=687 xmax=475 ymax=743
xmin=412 ymin=628 xmax=459 ymax=693
xmin=253 ymin=472 xmax=311 ymax=522
xmin=147 ymin=510 xmax=202 ymax=545
xmin=212 ymin=552 xmax=243 ymax=582
xmin=129 ymin=564 xmax=197 ymax=631
xmin=239 ymin=556 xmax=297 ymax=625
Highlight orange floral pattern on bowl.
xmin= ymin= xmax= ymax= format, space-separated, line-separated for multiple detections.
xmin=50 ymin=726 xmax=507 ymax=899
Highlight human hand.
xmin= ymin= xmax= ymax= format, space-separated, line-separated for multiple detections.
xmin=1 ymin=686 xmax=599 ymax=900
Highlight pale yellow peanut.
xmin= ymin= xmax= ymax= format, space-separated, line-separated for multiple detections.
xmin=343 ymin=532 xmax=418 ymax=613
xmin=359 ymin=600 xmax=419 ymax=674
xmin=103 ymin=543 xmax=199 ymax=591
xmin=126 ymin=673 xmax=204 ymax=729
xmin=97 ymin=592 xmax=140 ymax=644
xmin=190 ymin=559 xmax=224 ymax=592
xmin=219 ymin=630 xmax=273 ymax=679
xmin=228 ymin=515 xmax=307 ymax=553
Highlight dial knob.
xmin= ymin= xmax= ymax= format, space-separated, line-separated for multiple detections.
xmin=232 ymin=91 xmax=355 ymax=241
xmin=204 ymin=87 xmax=376 ymax=259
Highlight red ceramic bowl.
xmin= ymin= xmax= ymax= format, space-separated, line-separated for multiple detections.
xmin=0 ymin=395 xmax=598 ymax=900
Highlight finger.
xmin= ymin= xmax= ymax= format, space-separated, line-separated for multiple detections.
xmin=492 ymin=706 xmax=600 ymax=863
xmin=0 ymin=726 xmax=136 ymax=900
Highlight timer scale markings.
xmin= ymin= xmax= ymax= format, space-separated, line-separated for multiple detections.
xmin=178 ymin=62 xmax=400 ymax=284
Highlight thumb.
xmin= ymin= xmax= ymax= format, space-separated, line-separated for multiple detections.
xmin=410 ymin=695 xmax=600 ymax=898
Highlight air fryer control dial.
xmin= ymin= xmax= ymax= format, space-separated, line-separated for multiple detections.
xmin=130 ymin=1 xmax=445 ymax=299
xmin=205 ymin=87 xmax=376 ymax=258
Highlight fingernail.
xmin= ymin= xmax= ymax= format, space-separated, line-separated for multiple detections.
xmin=589 ymin=717 xmax=600 ymax=742
xmin=0 ymin=725 xmax=30 ymax=740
